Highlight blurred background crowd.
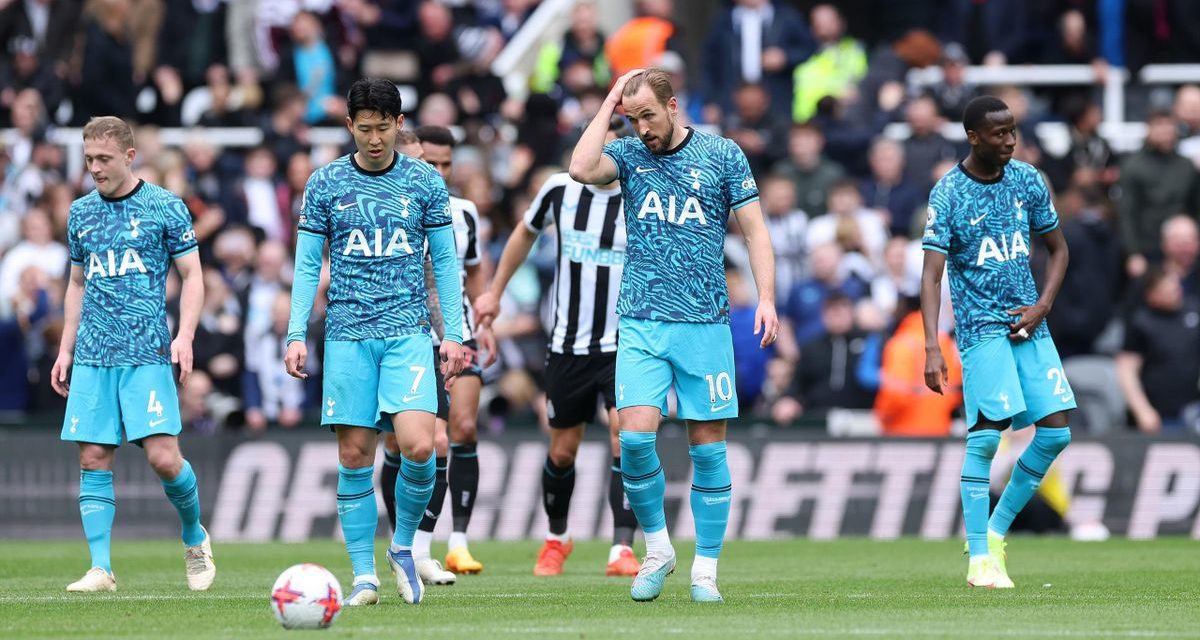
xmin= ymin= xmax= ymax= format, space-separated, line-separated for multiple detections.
xmin=4 ymin=0 xmax=1200 ymax=438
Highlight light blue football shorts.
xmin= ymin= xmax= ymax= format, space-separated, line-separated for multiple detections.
xmin=61 ymin=364 xmax=181 ymax=446
xmin=322 ymin=335 xmax=438 ymax=430
xmin=961 ymin=334 xmax=1077 ymax=429
xmin=615 ymin=316 xmax=739 ymax=421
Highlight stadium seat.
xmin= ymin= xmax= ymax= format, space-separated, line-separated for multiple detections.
xmin=1062 ymin=355 xmax=1125 ymax=434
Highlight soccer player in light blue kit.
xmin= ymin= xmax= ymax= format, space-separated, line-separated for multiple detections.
xmin=570 ymin=68 xmax=780 ymax=603
xmin=284 ymin=79 xmax=465 ymax=606
xmin=52 ymin=116 xmax=215 ymax=593
xmin=922 ymin=95 xmax=1074 ymax=589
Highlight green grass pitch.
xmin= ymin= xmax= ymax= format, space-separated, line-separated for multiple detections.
xmin=1 ymin=538 xmax=1196 ymax=639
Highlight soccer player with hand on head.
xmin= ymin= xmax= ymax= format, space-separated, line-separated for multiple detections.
xmin=285 ymin=79 xmax=465 ymax=606
xmin=569 ymin=68 xmax=779 ymax=603
xmin=55 ymin=116 xmax=214 ymax=593
xmin=474 ymin=115 xmax=643 ymax=578
xmin=921 ymin=95 xmax=1074 ymax=589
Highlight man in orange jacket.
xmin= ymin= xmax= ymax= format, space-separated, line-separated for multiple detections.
xmin=875 ymin=298 xmax=962 ymax=436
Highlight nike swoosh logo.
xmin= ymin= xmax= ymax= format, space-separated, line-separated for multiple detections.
xmin=402 ymin=394 xmax=424 ymax=403
xmin=635 ymin=167 xmax=658 ymax=173
xmin=337 ymin=202 xmax=356 ymax=211
xmin=149 ymin=418 xmax=168 ymax=427
xmin=970 ymin=213 xmax=988 ymax=225
xmin=77 ymin=228 xmax=91 ymax=238
xmin=710 ymin=402 xmax=731 ymax=412
xmin=1060 ymin=395 xmax=1075 ymax=404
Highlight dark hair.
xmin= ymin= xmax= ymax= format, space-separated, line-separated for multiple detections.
xmin=962 ymin=95 xmax=1010 ymax=133
xmin=824 ymin=291 xmax=853 ymax=308
xmin=346 ymin=78 xmax=404 ymax=120
xmin=414 ymin=125 xmax=455 ymax=148
xmin=608 ymin=115 xmax=632 ymax=137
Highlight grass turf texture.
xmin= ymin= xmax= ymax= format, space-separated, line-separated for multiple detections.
xmin=1 ymin=538 xmax=1196 ymax=639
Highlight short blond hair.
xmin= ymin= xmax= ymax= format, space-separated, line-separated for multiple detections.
xmin=82 ymin=116 xmax=136 ymax=151
xmin=622 ymin=68 xmax=675 ymax=106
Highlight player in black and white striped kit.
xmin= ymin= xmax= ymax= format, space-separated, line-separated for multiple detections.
xmin=474 ymin=116 xmax=641 ymax=577
xmin=381 ymin=127 xmax=496 ymax=585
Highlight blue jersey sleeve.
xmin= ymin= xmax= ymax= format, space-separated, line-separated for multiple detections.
xmin=68 ymin=203 xmax=84 ymax=266
xmin=428 ymin=224 xmax=464 ymax=343
xmin=287 ymin=231 xmax=324 ymax=344
xmin=423 ymin=172 xmax=452 ymax=230
xmin=723 ymin=139 xmax=759 ymax=210
xmin=922 ymin=184 xmax=953 ymax=254
xmin=162 ymin=197 xmax=198 ymax=258
xmin=1028 ymin=170 xmax=1059 ymax=235
xmin=601 ymin=137 xmax=628 ymax=182
xmin=298 ymin=171 xmax=331 ymax=236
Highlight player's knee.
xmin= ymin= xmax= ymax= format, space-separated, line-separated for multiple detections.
xmin=405 ymin=441 xmax=434 ymax=463
xmin=547 ymin=443 xmax=577 ymax=468
xmin=966 ymin=429 xmax=1001 ymax=458
xmin=433 ymin=429 xmax=449 ymax=453
xmin=450 ymin=416 xmax=478 ymax=443
xmin=1035 ymin=427 xmax=1071 ymax=455
xmin=147 ymin=449 xmax=182 ymax=479
xmin=78 ymin=446 xmax=113 ymax=470
xmin=338 ymin=448 xmax=373 ymax=469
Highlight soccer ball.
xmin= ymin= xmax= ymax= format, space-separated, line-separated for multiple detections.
xmin=270 ymin=563 xmax=343 ymax=630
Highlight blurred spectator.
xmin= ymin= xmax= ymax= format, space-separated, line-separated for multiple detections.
xmin=870 ymin=236 xmax=919 ymax=319
xmin=783 ymin=242 xmax=866 ymax=347
xmin=1117 ymin=111 xmax=1200 ymax=279
xmin=414 ymin=0 xmax=462 ymax=98
xmin=901 ymin=94 xmax=958 ymax=194
xmin=179 ymin=369 xmax=220 ymax=435
xmin=244 ymin=239 xmax=289 ymax=338
xmin=700 ymin=0 xmax=812 ymax=125
xmin=807 ymin=178 xmax=888 ymax=275
xmin=212 ymin=225 xmax=257 ymax=294
xmin=791 ymin=4 xmax=865 ymax=124
xmin=860 ymin=137 xmax=921 ymax=237
xmin=773 ymin=292 xmax=875 ymax=424
xmin=1054 ymin=95 xmax=1118 ymax=192
xmin=0 ymin=0 xmax=82 ymax=78
xmin=759 ymin=174 xmax=808 ymax=306
xmin=243 ymin=290 xmax=304 ymax=431
xmin=0 ymin=208 xmax=67 ymax=310
xmin=280 ymin=11 xmax=340 ymax=125
xmin=227 ymin=146 xmax=290 ymax=243
xmin=6 ymin=87 xmax=45 ymax=170
xmin=773 ymin=122 xmax=844 ymax=217
xmin=941 ymin=0 xmax=1028 ymax=66
xmin=0 ymin=264 xmax=53 ymax=411
xmin=1157 ymin=215 xmax=1200 ymax=298
xmin=530 ymin=1 xmax=608 ymax=96
xmin=1176 ymin=85 xmax=1200 ymax=139
xmin=75 ymin=0 xmax=139 ymax=123
xmin=196 ymin=266 xmax=244 ymax=402
xmin=1124 ymin=0 xmax=1200 ymax=73
xmin=260 ymin=86 xmax=310 ymax=172
xmin=873 ymin=295 xmax=962 ymax=436
xmin=0 ymin=36 xmax=64 ymax=126
xmin=925 ymin=42 xmax=977 ymax=122
xmin=1116 ymin=267 xmax=1200 ymax=434
xmin=1045 ymin=186 xmax=1121 ymax=359
xmin=604 ymin=0 xmax=681 ymax=77
xmin=724 ymin=82 xmax=790 ymax=177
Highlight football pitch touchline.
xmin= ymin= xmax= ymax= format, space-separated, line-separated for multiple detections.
xmin=349 ymin=626 xmax=1190 ymax=639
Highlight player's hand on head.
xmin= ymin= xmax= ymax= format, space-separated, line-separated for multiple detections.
xmin=609 ymin=68 xmax=645 ymax=100
xmin=170 ymin=337 xmax=193 ymax=386
xmin=284 ymin=341 xmax=308 ymax=379
xmin=924 ymin=347 xmax=947 ymax=395
xmin=50 ymin=351 xmax=72 ymax=397
xmin=754 ymin=301 xmax=780 ymax=348
xmin=439 ymin=340 xmax=465 ymax=388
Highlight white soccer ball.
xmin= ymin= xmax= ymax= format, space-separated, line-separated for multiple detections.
xmin=270 ymin=563 xmax=343 ymax=630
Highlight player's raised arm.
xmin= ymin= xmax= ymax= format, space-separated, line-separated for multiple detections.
xmin=568 ymin=70 xmax=641 ymax=184
xmin=171 ymin=251 xmax=203 ymax=386
xmin=51 ymin=264 xmax=85 ymax=397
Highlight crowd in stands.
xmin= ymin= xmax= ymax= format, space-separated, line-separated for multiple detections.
xmin=4 ymin=0 xmax=1200 ymax=437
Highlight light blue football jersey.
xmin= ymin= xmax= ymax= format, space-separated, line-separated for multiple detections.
xmin=67 ymin=180 xmax=198 ymax=367
xmin=297 ymin=152 xmax=451 ymax=341
xmin=602 ymin=127 xmax=759 ymax=324
xmin=922 ymin=160 xmax=1059 ymax=352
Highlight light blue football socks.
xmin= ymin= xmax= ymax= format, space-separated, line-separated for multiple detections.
xmin=990 ymin=427 xmax=1072 ymax=537
xmin=391 ymin=455 xmax=435 ymax=549
xmin=79 ymin=469 xmax=115 ymax=573
xmin=336 ymin=464 xmax=377 ymax=579
xmin=161 ymin=459 xmax=204 ymax=546
xmin=689 ymin=441 xmax=732 ymax=559
xmin=961 ymin=429 xmax=1001 ymax=557
xmin=619 ymin=431 xmax=667 ymax=534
